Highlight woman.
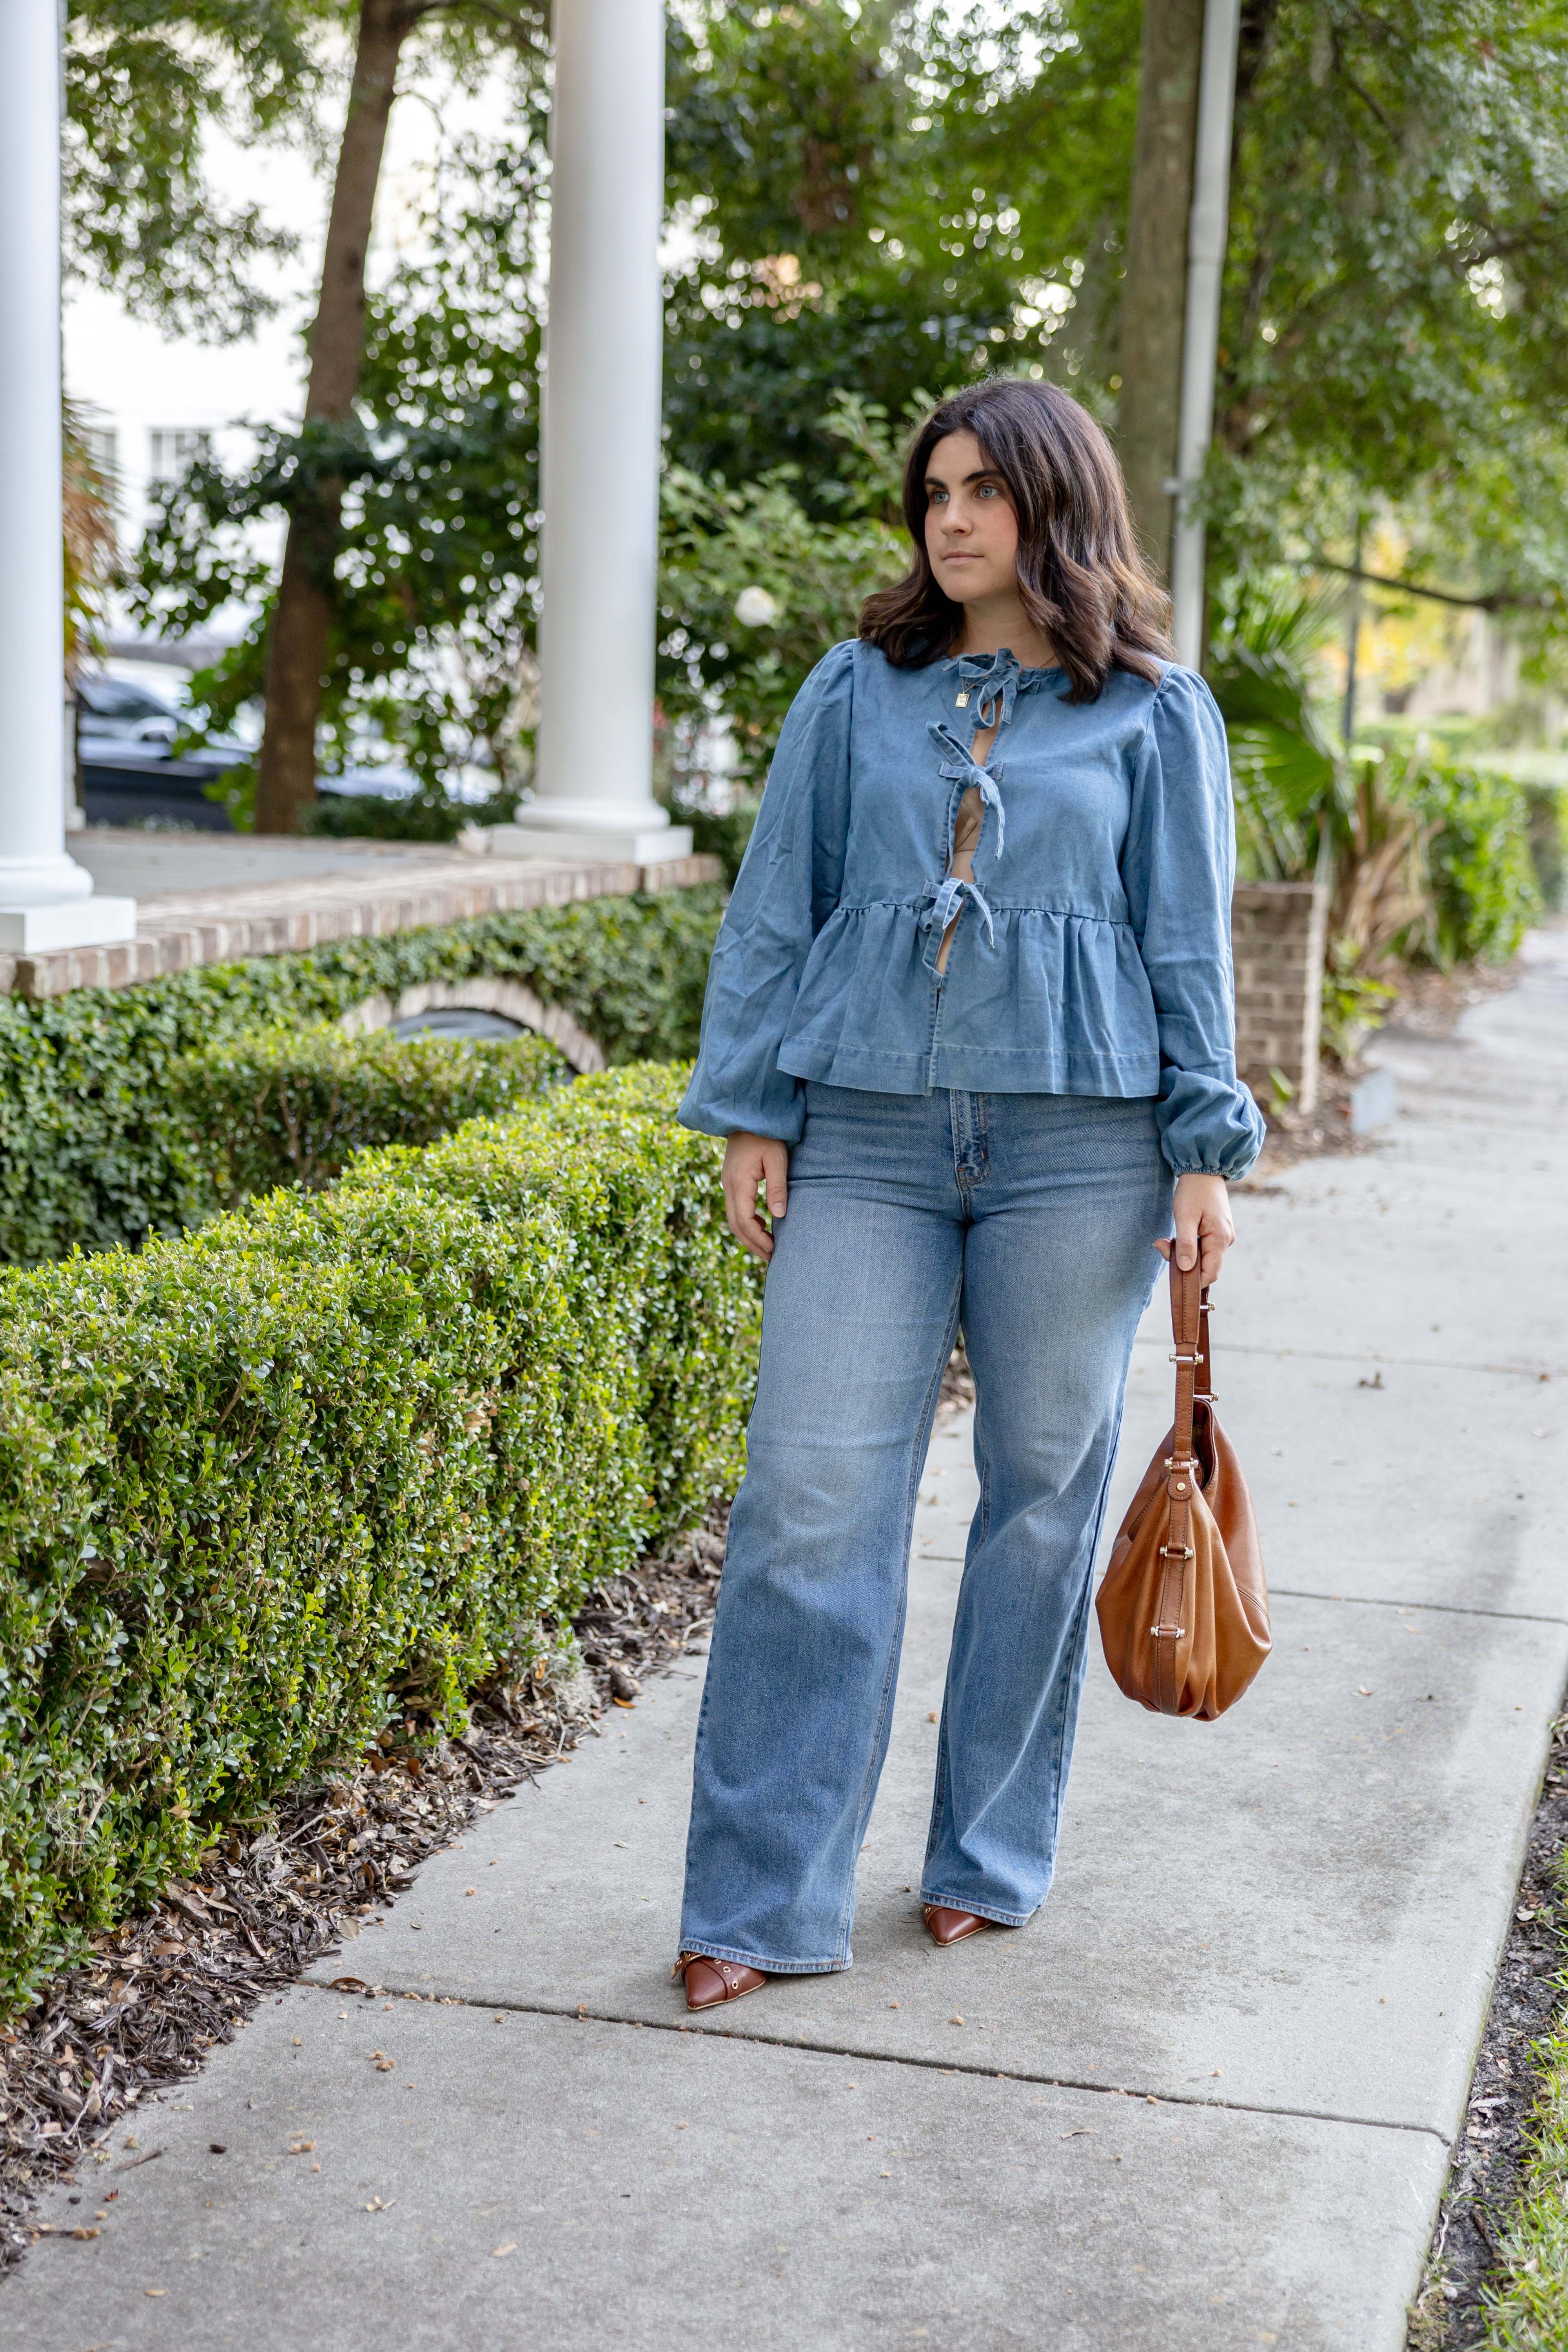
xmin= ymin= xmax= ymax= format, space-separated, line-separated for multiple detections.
xmin=672 ymin=378 xmax=1264 ymax=2012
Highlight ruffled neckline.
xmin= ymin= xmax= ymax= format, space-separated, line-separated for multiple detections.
xmin=943 ymin=647 xmax=1066 ymax=690
xmin=939 ymin=644 xmax=1064 ymax=741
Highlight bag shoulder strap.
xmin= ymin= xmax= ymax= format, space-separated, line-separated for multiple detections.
xmin=1167 ymin=1258 xmax=1209 ymax=1469
xmin=1151 ymin=1259 xmax=1209 ymax=1703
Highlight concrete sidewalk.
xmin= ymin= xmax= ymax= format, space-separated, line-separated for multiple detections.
xmin=7 ymin=928 xmax=1566 ymax=2350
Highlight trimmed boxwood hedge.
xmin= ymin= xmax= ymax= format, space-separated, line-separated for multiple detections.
xmin=0 ymin=884 xmax=724 ymax=1266
xmin=0 ymin=1065 xmax=759 ymax=2012
xmin=169 ymin=1024 xmax=569 ymax=1210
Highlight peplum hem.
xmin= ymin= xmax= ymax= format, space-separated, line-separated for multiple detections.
xmin=775 ymin=899 xmax=1162 ymax=1097
xmin=778 ymin=1038 xmax=1160 ymax=1098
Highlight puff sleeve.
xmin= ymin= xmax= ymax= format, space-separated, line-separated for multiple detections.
xmin=678 ymin=642 xmax=855 ymax=1143
xmin=1121 ymin=666 xmax=1267 ymax=1179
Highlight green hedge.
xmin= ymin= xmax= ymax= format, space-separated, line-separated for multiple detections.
xmin=170 ymin=1024 xmax=567 ymax=1211
xmin=1420 ymin=763 xmax=1543 ymax=966
xmin=0 ymin=884 xmax=725 ymax=1267
xmin=1524 ymin=780 xmax=1568 ymax=914
xmin=0 ymin=1065 xmax=759 ymax=2011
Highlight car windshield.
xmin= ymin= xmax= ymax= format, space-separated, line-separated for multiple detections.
xmin=78 ymin=677 xmax=177 ymax=722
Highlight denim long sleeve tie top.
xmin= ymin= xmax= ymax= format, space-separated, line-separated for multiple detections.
xmin=678 ymin=639 xmax=1266 ymax=1178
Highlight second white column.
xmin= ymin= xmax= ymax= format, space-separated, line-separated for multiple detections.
xmin=496 ymin=0 xmax=690 ymax=865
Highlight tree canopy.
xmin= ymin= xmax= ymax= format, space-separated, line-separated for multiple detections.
xmin=666 ymin=0 xmax=1568 ymax=624
xmin=65 ymin=0 xmax=325 ymax=337
xmin=132 ymin=135 xmax=547 ymax=799
xmin=661 ymin=1 xmax=1142 ymax=501
xmin=1216 ymin=0 xmax=1568 ymax=620
xmin=110 ymin=0 xmax=1568 ymax=810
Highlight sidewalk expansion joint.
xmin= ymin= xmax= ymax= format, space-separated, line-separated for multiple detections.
xmin=299 ymin=1979 xmax=1450 ymax=2146
xmin=1266 ymin=1585 xmax=1568 ymax=1627
xmin=1160 ymin=1338 xmax=1566 ymax=1381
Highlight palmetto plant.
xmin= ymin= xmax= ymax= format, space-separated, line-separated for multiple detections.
xmin=1332 ymin=756 xmax=1434 ymax=969
xmin=1206 ymin=575 xmax=1342 ymax=883
xmin=1207 ymin=574 xmax=1437 ymax=1062
xmin=62 ymin=399 xmax=118 ymax=682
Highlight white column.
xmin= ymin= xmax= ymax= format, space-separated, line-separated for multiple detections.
xmin=0 ymin=0 xmax=133 ymax=950
xmin=492 ymin=0 xmax=690 ymax=865
xmin=1169 ymin=0 xmax=1241 ymax=671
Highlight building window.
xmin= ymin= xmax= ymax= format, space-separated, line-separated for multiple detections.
xmin=80 ymin=425 xmax=118 ymax=478
xmin=147 ymin=427 xmax=210 ymax=482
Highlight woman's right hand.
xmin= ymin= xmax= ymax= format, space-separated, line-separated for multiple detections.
xmin=722 ymin=1132 xmax=789 ymax=1263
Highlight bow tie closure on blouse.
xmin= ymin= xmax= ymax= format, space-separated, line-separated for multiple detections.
xmin=951 ymin=648 xmax=1025 ymax=730
xmin=928 ymin=723 xmax=1007 ymax=859
xmin=922 ymin=718 xmax=1008 ymax=975
xmin=919 ymin=872 xmax=994 ymax=971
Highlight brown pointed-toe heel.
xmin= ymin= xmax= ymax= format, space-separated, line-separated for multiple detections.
xmin=922 ymin=1904 xmax=989 ymax=1947
xmin=673 ymin=1953 xmax=768 ymax=2011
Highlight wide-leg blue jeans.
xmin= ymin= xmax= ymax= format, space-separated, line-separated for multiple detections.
xmin=678 ymin=1083 xmax=1172 ymax=1974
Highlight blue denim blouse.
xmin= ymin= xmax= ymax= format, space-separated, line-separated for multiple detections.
xmin=678 ymin=639 xmax=1266 ymax=1178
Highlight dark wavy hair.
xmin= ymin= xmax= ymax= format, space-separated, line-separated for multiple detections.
xmin=858 ymin=378 xmax=1171 ymax=702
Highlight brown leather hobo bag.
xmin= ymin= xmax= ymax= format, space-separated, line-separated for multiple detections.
xmin=1096 ymin=1257 xmax=1270 ymax=1719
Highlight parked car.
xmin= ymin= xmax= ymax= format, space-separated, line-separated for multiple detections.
xmin=76 ymin=673 xmax=421 ymax=830
xmin=77 ymin=673 xmax=251 ymax=829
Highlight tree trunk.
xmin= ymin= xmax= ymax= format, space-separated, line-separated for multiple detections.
xmin=254 ymin=0 xmax=417 ymax=834
xmin=1115 ymin=0 xmax=1205 ymax=585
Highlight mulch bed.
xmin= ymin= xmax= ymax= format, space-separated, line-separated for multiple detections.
xmin=1383 ymin=958 xmax=1523 ymax=1041
xmin=1406 ymin=1711 xmax=1568 ymax=2348
xmin=0 ymin=1508 xmax=728 ymax=2273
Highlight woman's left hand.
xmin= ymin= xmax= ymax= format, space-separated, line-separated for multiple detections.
xmin=1155 ymin=1173 xmax=1236 ymax=1287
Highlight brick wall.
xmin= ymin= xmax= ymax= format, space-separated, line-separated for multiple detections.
xmin=0 ymin=851 xmax=724 ymax=1001
xmin=1231 ymin=881 xmax=1328 ymax=1113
